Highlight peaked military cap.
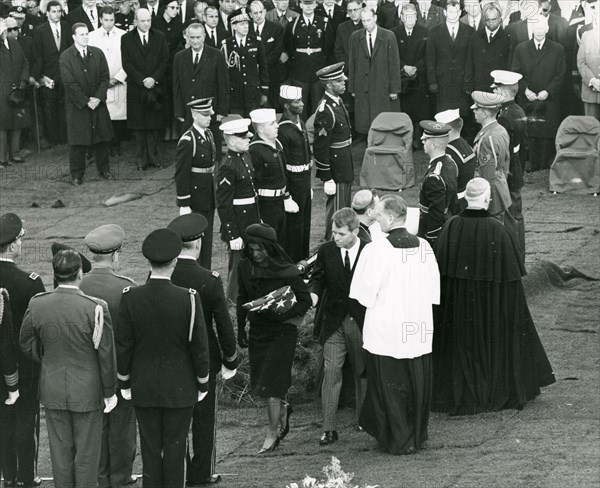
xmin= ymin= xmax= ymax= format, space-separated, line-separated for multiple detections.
xmin=142 ymin=229 xmax=182 ymax=264
xmin=470 ymin=91 xmax=507 ymax=109
xmin=316 ymin=62 xmax=347 ymax=82
xmin=167 ymin=214 xmax=209 ymax=242
xmin=228 ymin=8 xmax=250 ymax=24
xmin=188 ymin=97 xmax=214 ymax=115
xmin=0 ymin=213 xmax=26 ymax=246
xmin=84 ymin=224 xmax=125 ymax=254
xmin=419 ymin=120 xmax=452 ymax=138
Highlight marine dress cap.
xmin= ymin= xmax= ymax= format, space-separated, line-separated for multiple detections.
xmin=219 ymin=118 xmax=253 ymax=138
xmin=490 ymin=70 xmax=523 ymax=87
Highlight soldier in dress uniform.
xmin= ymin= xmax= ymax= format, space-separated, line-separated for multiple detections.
xmin=492 ymin=70 xmax=528 ymax=265
xmin=222 ymin=8 xmax=269 ymax=117
xmin=285 ymin=0 xmax=335 ymax=118
xmin=417 ymin=121 xmax=457 ymax=245
xmin=167 ymin=214 xmax=239 ymax=487
xmin=471 ymin=90 xmax=512 ymax=222
xmin=216 ymin=118 xmax=262 ymax=302
xmin=116 ymin=229 xmax=210 ymax=488
xmin=278 ymin=85 xmax=313 ymax=261
xmin=80 ymin=224 xmax=138 ymax=488
xmin=313 ymin=62 xmax=354 ymax=241
xmin=175 ymin=98 xmax=218 ymax=270
xmin=249 ymin=108 xmax=299 ymax=246
xmin=0 ymin=213 xmax=45 ymax=488
xmin=435 ymin=108 xmax=475 ymax=213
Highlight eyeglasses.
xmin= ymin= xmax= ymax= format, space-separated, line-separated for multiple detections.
xmin=347 ymin=7 xmax=362 ymax=11
xmin=484 ymin=16 xmax=500 ymax=22
xmin=167 ymin=5 xmax=180 ymax=9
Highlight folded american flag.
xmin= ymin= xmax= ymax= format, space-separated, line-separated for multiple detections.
xmin=242 ymin=286 xmax=297 ymax=314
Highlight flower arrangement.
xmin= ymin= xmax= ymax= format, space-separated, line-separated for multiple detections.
xmin=286 ymin=456 xmax=380 ymax=488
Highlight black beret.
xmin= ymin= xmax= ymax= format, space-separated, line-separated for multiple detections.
xmin=167 ymin=214 xmax=208 ymax=242
xmin=245 ymin=223 xmax=277 ymax=242
xmin=142 ymin=229 xmax=182 ymax=264
xmin=0 ymin=213 xmax=26 ymax=246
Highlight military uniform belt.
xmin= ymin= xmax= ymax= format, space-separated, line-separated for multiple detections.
xmin=286 ymin=163 xmax=312 ymax=173
xmin=233 ymin=197 xmax=256 ymax=205
xmin=420 ymin=204 xmax=449 ymax=214
xmin=258 ymin=187 xmax=286 ymax=197
xmin=191 ymin=166 xmax=215 ymax=174
xmin=297 ymin=47 xmax=322 ymax=55
xmin=330 ymin=138 xmax=352 ymax=149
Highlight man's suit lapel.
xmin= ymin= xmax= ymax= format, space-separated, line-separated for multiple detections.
xmin=371 ymin=33 xmax=382 ymax=58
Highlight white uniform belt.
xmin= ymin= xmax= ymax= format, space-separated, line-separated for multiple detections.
xmin=330 ymin=138 xmax=352 ymax=149
xmin=513 ymin=144 xmax=520 ymax=154
xmin=233 ymin=197 xmax=256 ymax=205
xmin=286 ymin=163 xmax=312 ymax=173
xmin=258 ymin=187 xmax=286 ymax=197
xmin=297 ymin=47 xmax=322 ymax=55
xmin=420 ymin=204 xmax=449 ymax=214
xmin=191 ymin=165 xmax=215 ymax=174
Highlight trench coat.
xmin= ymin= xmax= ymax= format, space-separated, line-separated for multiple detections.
xmin=0 ymin=38 xmax=30 ymax=130
xmin=59 ymin=44 xmax=114 ymax=145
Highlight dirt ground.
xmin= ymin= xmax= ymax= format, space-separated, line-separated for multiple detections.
xmin=1 ymin=139 xmax=599 ymax=488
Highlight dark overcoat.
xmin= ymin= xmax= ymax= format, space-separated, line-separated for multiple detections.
xmin=465 ymin=27 xmax=510 ymax=91
xmin=59 ymin=45 xmax=114 ymax=145
xmin=0 ymin=38 xmax=30 ymax=130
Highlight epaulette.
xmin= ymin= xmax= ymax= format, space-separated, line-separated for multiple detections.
xmin=116 ymin=274 xmax=136 ymax=284
xmin=189 ymin=288 xmax=197 ymax=295
xmin=317 ymin=99 xmax=327 ymax=112
xmin=179 ymin=133 xmax=192 ymax=142
xmin=122 ymin=286 xmax=131 ymax=294
xmin=29 ymin=272 xmax=40 ymax=280
xmin=212 ymin=271 xmax=220 ymax=278
xmin=30 ymin=291 xmax=51 ymax=300
xmin=433 ymin=161 xmax=442 ymax=176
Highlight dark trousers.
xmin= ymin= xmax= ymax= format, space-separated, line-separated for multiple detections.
xmin=39 ymin=85 xmax=67 ymax=145
xmin=186 ymin=374 xmax=217 ymax=483
xmin=284 ymin=172 xmax=312 ymax=262
xmin=98 ymin=391 xmax=137 ymax=488
xmin=584 ymin=102 xmax=600 ymax=120
xmin=291 ymin=79 xmax=323 ymax=120
xmin=45 ymin=408 xmax=103 ymax=488
xmin=226 ymin=249 xmax=241 ymax=303
xmin=111 ymin=120 xmax=130 ymax=147
xmin=325 ymin=181 xmax=352 ymax=241
xmin=194 ymin=207 xmax=215 ymax=270
xmin=135 ymin=130 xmax=159 ymax=169
xmin=0 ymin=377 xmax=40 ymax=485
xmin=258 ymin=198 xmax=286 ymax=244
xmin=507 ymin=187 xmax=525 ymax=267
xmin=529 ymin=137 xmax=555 ymax=170
xmin=70 ymin=142 xmax=110 ymax=180
xmin=135 ymin=405 xmax=194 ymax=488
xmin=209 ymin=118 xmax=223 ymax=163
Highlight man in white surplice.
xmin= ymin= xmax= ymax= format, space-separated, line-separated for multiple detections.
xmin=89 ymin=7 xmax=127 ymax=127
xmin=349 ymin=193 xmax=440 ymax=455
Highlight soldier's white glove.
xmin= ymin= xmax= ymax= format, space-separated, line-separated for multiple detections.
xmin=220 ymin=365 xmax=237 ymax=380
xmin=121 ymin=388 xmax=132 ymax=401
xmin=103 ymin=394 xmax=118 ymax=413
xmin=198 ymin=390 xmax=208 ymax=402
xmin=5 ymin=390 xmax=19 ymax=405
xmin=284 ymin=198 xmax=299 ymax=213
xmin=230 ymin=237 xmax=244 ymax=251
xmin=179 ymin=206 xmax=192 ymax=216
xmin=324 ymin=180 xmax=337 ymax=196
xmin=311 ymin=188 xmax=314 ymax=200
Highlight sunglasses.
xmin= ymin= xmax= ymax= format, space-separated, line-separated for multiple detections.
xmin=7 ymin=27 xmax=19 ymax=32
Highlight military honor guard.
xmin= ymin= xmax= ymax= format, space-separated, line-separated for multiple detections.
xmin=222 ymin=8 xmax=270 ymax=117
xmin=116 ymin=229 xmax=210 ymax=488
xmin=492 ymin=70 xmax=528 ymax=265
xmin=285 ymin=0 xmax=335 ymax=118
xmin=0 ymin=213 xmax=45 ymax=488
xmin=417 ymin=121 xmax=458 ymax=244
xmin=167 ymin=214 xmax=239 ymax=487
xmin=20 ymin=249 xmax=118 ymax=488
xmin=175 ymin=98 xmax=219 ymax=270
xmin=215 ymin=118 xmax=262 ymax=302
xmin=249 ymin=108 xmax=299 ymax=245
xmin=471 ymin=91 xmax=512 ymax=222
xmin=278 ymin=85 xmax=314 ymax=261
xmin=313 ymin=62 xmax=354 ymax=241
xmin=80 ymin=224 xmax=138 ymax=488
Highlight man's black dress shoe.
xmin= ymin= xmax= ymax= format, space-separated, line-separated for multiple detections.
xmin=319 ymin=430 xmax=338 ymax=446
xmin=187 ymin=474 xmax=222 ymax=486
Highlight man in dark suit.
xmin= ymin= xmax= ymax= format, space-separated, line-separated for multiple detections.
xmin=392 ymin=3 xmax=431 ymax=145
xmin=20 ymin=249 xmax=118 ymax=488
xmin=249 ymin=1 xmax=286 ymax=108
xmin=68 ymin=0 xmax=102 ymax=31
xmin=173 ymin=22 xmax=229 ymax=159
xmin=334 ymin=0 xmax=363 ymax=67
xmin=59 ymin=22 xmax=114 ymax=185
xmin=460 ymin=0 xmax=484 ymax=31
xmin=167 ymin=214 xmax=239 ymax=487
xmin=203 ymin=5 xmax=229 ymax=48
xmin=414 ymin=0 xmax=445 ymax=30
xmin=316 ymin=0 xmax=346 ymax=33
xmin=32 ymin=0 xmax=72 ymax=146
xmin=0 ymin=213 xmax=45 ymax=488
xmin=309 ymin=208 xmax=367 ymax=446
xmin=121 ymin=8 xmax=170 ymax=170
xmin=177 ymin=0 xmax=196 ymax=23
xmin=465 ymin=2 xmax=510 ymax=91
xmin=79 ymin=224 xmax=138 ymax=488
xmin=265 ymin=0 xmax=299 ymax=29
xmin=218 ymin=0 xmax=237 ymax=32
xmin=117 ymin=228 xmax=210 ymax=488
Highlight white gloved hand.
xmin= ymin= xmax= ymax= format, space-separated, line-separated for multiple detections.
xmin=284 ymin=198 xmax=299 ymax=213
xmin=103 ymin=394 xmax=118 ymax=413
xmin=220 ymin=365 xmax=237 ymax=380
xmin=310 ymin=292 xmax=319 ymax=307
xmin=198 ymin=390 xmax=208 ymax=402
xmin=311 ymin=188 xmax=314 ymax=200
xmin=230 ymin=237 xmax=244 ymax=251
xmin=121 ymin=388 xmax=132 ymax=401
xmin=179 ymin=206 xmax=192 ymax=216
xmin=324 ymin=180 xmax=337 ymax=196
xmin=5 ymin=390 xmax=19 ymax=405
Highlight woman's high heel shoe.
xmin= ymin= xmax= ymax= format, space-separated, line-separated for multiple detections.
xmin=258 ymin=437 xmax=280 ymax=454
xmin=277 ymin=404 xmax=293 ymax=441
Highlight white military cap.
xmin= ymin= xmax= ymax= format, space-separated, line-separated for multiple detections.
xmin=280 ymin=85 xmax=303 ymax=101
xmin=219 ymin=118 xmax=252 ymax=137
xmin=249 ymin=108 xmax=276 ymax=124
xmin=490 ymin=70 xmax=523 ymax=87
xmin=435 ymin=108 xmax=461 ymax=124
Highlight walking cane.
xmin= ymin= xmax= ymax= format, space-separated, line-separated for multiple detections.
xmin=33 ymin=86 xmax=41 ymax=154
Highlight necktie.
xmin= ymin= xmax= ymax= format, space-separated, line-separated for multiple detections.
xmin=489 ymin=32 xmax=493 ymax=43
xmin=81 ymin=48 xmax=86 ymax=59
xmin=407 ymin=30 xmax=411 ymax=36
xmin=54 ymin=27 xmax=61 ymax=50
xmin=151 ymin=7 xmax=156 ymax=18
xmin=537 ymin=43 xmax=541 ymax=51
xmin=209 ymin=29 xmax=214 ymax=43
xmin=368 ymin=32 xmax=373 ymax=57
xmin=90 ymin=8 xmax=95 ymax=21
xmin=143 ymin=34 xmax=147 ymax=46
xmin=194 ymin=52 xmax=199 ymax=65
xmin=451 ymin=26 xmax=456 ymax=41
xmin=344 ymin=250 xmax=351 ymax=274
xmin=470 ymin=19 xmax=475 ymax=28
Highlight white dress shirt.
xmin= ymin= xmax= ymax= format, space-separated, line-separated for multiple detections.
xmin=340 ymin=237 xmax=361 ymax=269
